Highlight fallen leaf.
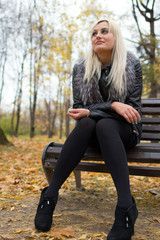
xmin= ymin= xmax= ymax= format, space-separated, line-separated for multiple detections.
xmin=153 ymin=217 xmax=160 ymax=223
xmin=50 ymin=227 xmax=75 ymax=238
xmin=91 ymin=232 xmax=107 ymax=237
xmin=149 ymin=189 xmax=158 ymax=195
xmin=79 ymin=234 xmax=88 ymax=239
xmin=11 ymin=228 xmax=32 ymax=234
xmin=10 ymin=207 xmax=15 ymax=211
xmin=155 ymin=230 xmax=160 ymax=236
xmin=54 ymin=214 xmax=63 ymax=217
xmin=21 ymin=204 xmax=27 ymax=208
xmin=0 ymin=234 xmax=14 ymax=240
xmin=11 ymin=229 xmax=25 ymax=234
xmin=33 ymin=227 xmax=75 ymax=239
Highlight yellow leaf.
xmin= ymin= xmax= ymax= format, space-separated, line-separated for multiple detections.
xmin=29 ymin=48 xmax=34 ymax=53
xmin=79 ymin=234 xmax=88 ymax=239
xmin=11 ymin=229 xmax=25 ymax=234
xmin=10 ymin=207 xmax=15 ymax=211
xmin=49 ymin=227 xmax=75 ymax=238
xmin=21 ymin=204 xmax=27 ymax=208
xmin=12 ymin=196 xmax=23 ymax=200
xmin=38 ymin=17 xmax=44 ymax=26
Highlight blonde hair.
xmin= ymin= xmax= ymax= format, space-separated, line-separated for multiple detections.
xmin=83 ymin=20 xmax=127 ymax=97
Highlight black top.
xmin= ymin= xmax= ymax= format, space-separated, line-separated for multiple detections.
xmin=99 ymin=63 xmax=112 ymax=101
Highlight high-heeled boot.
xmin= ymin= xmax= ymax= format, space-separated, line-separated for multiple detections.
xmin=107 ymin=198 xmax=138 ymax=240
xmin=34 ymin=187 xmax=58 ymax=232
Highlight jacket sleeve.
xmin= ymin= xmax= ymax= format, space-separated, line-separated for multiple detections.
xmin=124 ymin=60 xmax=143 ymax=112
xmin=87 ymin=101 xmax=113 ymax=118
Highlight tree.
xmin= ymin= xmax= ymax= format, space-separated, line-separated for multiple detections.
xmin=0 ymin=0 xmax=15 ymax=144
xmin=0 ymin=2 xmax=8 ymax=104
xmin=0 ymin=0 xmax=117 ymax=139
xmin=131 ymin=0 xmax=160 ymax=97
xmin=29 ymin=12 xmax=45 ymax=138
xmin=0 ymin=127 xmax=13 ymax=145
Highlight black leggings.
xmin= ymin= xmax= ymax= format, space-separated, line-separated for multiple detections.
xmin=46 ymin=117 xmax=138 ymax=208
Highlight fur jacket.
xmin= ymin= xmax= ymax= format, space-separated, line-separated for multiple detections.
xmin=72 ymin=51 xmax=142 ymax=120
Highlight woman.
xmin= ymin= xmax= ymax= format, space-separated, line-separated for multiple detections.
xmin=34 ymin=20 xmax=142 ymax=240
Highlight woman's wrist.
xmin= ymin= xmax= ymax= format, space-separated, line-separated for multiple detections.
xmin=110 ymin=101 xmax=119 ymax=110
xmin=87 ymin=110 xmax=90 ymax=117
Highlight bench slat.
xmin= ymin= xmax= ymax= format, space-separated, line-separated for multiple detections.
xmin=141 ymin=107 xmax=160 ymax=114
xmin=127 ymin=152 xmax=160 ymax=163
xmin=141 ymin=132 xmax=160 ymax=141
xmin=45 ymin=145 xmax=160 ymax=164
xmin=141 ymin=98 xmax=160 ymax=106
xmin=136 ymin=142 xmax=160 ymax=149
xmin=141 ymin=117 xmax=160 ymax=124
xmin=44 ymin=159 xmax=160 ymax=177
xmin=142 ymin=125 xmax=160 ymax=133
xmin=47 ymin=142 xmax=160 ymax=154
xmin=82 ymin=152 xmax=160 ymax=163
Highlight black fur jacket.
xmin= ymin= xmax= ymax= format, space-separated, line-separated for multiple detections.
xmin=72 ymin=51 xmax=142 ymax=121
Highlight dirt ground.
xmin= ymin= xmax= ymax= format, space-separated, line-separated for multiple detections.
xmin=0 ymin=174 xmax=160 ymax=240
xmin=0 ymin=137 xmax=160 ymax=240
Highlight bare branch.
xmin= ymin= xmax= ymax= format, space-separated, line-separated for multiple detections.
xmin=146 ymin=0 xmax=150 ymax=6
xmin=136 ymin=0 xmax=151 ymax=22
xmin=152 ymin=0 xmax=156 ymax=11
xmin=139 ymin=0 xmax=149 ymax=11
xmin=155 ymin=14 xmax=160 ymax=21
xmin=124 ymin=37 xmax=139 ymax=45
xmin=132 ymin=0 xmax=151 ymax=56
xmin=132 ymin=1 xmax=143 ymax=39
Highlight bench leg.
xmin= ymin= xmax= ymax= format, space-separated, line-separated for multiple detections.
xmin=73 ymin=170 xmax=84 ymax=190
xmin=43 ymin=167 xmax=84 ymax=191
xmin=44 ymin=168 xmax=53 ymax=185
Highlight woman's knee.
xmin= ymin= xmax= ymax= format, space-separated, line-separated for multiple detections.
xmin=77 ymin=117 xmax=96 ymax=131
xmin=96 ymin=118 xmax=119 ymax=137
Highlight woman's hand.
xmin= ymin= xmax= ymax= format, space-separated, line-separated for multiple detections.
xmin=67 ymin=108 xmax=90 ymax=120
xmin=110 ymin=102 xmax=141 ymax=124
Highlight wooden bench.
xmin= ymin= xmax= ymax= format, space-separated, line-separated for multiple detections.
xmin=42 ymin=98 xmax=160 ymax=189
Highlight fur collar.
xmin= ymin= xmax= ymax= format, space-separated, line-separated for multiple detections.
xmin=74 ymin=51 xmax=138 ymax=106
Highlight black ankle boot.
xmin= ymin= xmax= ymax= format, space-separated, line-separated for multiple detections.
xmin=107 ymin=198 xmax=138 ymax=240
xmin=34 ymin=187 xmax=58 ymax=232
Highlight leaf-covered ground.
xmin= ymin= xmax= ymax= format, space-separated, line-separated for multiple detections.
xmin=0 ymin=137 xmax=160 ymax=240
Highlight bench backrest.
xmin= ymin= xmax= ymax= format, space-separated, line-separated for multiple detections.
xmin=141 ymin=98 xmax=160 ymax=142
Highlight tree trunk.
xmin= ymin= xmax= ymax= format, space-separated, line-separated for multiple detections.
xmin=0 ymin=32 xmax=7 ymax=105
xmin=59 ymin=102 xmax=63 ymax=139
xmin=10 ymin=100 xmax=16 ymax=136
xmin=30 ymin=91 xmax=37 ymax=139
xmin=0 ymin=127 xmax=13 ymax=146
xmin=65 ymin=98 xmax=70 ymax=137
xmin=30 ymin=114 xmax=35 ymax=138
xmin=45 ymin=99 xmax=52 ymax=138
xmin=29 ymin=15 xmax=43 ymax=138
xmin=15 ymin=99 xmax=21 ymax=137
xmin=15 ymin=52 xmax=26 ymax=136
xmin=59 ymin=84 xmax=64 ymax=139
xmin=51 ymin=101 xmax=58 ymax=136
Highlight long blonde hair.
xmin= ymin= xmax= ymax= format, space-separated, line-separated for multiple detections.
xmin=83 ymin=20 xmax=127 ymax=96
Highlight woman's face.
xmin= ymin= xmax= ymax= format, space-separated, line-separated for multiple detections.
xmin=91 ymin=21 xmax=115 ymax=55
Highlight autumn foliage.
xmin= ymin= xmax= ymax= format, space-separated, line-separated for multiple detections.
xmin=0 ymin=136 xmax=160 ymax=239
